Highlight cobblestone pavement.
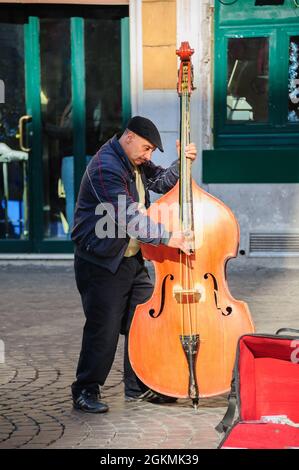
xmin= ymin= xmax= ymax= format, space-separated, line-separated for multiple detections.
xmin=0 ymin=262 xmax=298 ymax=449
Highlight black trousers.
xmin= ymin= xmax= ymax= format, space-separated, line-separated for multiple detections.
xmin=71 ymin=252 xmax=154 ymax=398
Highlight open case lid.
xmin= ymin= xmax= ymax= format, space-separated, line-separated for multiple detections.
xmin=237 ymin=334 xmax=299 ymax=422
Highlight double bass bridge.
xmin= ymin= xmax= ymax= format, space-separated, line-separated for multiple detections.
xmin=173 ymin=286 xmax=201 ymax=304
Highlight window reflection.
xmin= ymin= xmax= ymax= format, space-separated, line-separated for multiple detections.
xmin=40 ymin=19 xmax=72 ymax=239
xmin=288 ymin=36 xmax=299 ymax=123
xmin=0 ymin=23 xmax=28 ymax=240
xmin=227 ymin=37 xmax=269 ymax=122
xmin=85 ymin=19 xmax=122 ymax=155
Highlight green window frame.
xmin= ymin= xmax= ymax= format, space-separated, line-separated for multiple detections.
xmin=214 ymin=27 xmax=299 ymax=148
xmin=203 ymin=1 xmax=299 ymax=184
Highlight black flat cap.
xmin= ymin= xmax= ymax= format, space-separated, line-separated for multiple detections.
xmin=126 ymin=116 xmax=164 ymax=152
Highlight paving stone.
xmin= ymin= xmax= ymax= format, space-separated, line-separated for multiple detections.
xmin=1 ymin=263 xmax=298 ymax=449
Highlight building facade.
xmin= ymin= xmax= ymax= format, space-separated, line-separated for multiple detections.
xmin=0 ymin=0 xmax=299 ymax=265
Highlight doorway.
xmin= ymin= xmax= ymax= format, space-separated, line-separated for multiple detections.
xmin=0 ymin=4 xmax=130 ymax=253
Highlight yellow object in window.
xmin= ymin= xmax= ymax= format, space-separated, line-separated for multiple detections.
xmin=58 ymin=178 xmax=66 ymax=198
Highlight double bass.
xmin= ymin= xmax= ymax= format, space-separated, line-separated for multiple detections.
xmin=129 ymin=42 xmax=254 ymax=406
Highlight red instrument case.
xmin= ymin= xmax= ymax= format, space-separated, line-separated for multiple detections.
xmin=218 ymin=329 xmax=299 ymax=449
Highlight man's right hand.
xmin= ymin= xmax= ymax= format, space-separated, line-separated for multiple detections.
xmin=167 ymin=230 xmax=194 ymax=255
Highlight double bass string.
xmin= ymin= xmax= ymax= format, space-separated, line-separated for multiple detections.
xmin=185 ymin=93 xmax=195 ymax=337
xmin=185 ymin=91 xmax=198 ymax=336
xmin=179 ymin=91 xmax=186 ymax=339
xmin=179 ymin=91 xmax=185 ymax=339
xmin=180 ymin=90 xmax=196 ymax=338
xmin=185 ymin=90 xmax=198 ymax=337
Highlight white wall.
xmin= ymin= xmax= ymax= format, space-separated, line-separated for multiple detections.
xmin=130 ymin=0 xmax=299 ymax=266
xmin=129 ymin=0 xmax=206 ymax=175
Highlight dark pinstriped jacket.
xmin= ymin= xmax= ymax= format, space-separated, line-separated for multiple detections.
xmin=72 ymin=135 xmax=179 ymax=273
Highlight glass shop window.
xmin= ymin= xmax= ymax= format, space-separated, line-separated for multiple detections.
xmin=227 ymin=37 xmax=269 ymax=123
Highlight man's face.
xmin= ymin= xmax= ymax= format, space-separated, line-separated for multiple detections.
xmin=125 ymin=132 xmax=156 ymax=166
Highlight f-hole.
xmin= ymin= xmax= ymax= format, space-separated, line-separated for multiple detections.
xmin=149 ymin=274 xmax=174 ymax=318
xmin=204 ymin=272 xmax=232 ymax=316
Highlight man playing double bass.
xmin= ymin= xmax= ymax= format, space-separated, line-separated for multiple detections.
xmin=71 ymin=115 xmax=197 ymax=413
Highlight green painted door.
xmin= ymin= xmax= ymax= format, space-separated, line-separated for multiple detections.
xmin=0 ymin=5 xmax=130 ymax=253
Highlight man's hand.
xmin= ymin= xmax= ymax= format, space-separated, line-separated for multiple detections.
xmin=176 ymin=140 xmax=197 ymax=162
xmin=167 ymin=230 xmax=195 ymax=256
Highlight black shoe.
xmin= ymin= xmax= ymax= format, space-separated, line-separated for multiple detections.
xmin=73 ymin=389 xmax=109 ymax=413
xmin=125 ymin=389 xmax=177 ymax=404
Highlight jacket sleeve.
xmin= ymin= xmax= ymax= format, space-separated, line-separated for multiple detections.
xmin=144 ymin=159 xmax=179 ymax=194
xmin=87 ymin=160 xmax=171 ymax=245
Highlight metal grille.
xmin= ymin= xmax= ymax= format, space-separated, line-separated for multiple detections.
xmin=250 ymin=233 xmax=299 ymax=254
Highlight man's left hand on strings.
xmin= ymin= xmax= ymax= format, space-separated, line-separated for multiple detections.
xmin=176 ymin=140 xmax=197 ymax=162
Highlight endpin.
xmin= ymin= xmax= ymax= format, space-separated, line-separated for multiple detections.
xmin=192 ymin=398 xmax=199 ymax=410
